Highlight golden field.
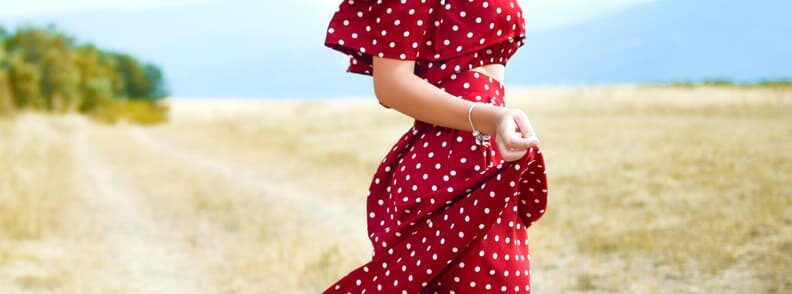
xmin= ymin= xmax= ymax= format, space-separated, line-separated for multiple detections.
xmin=0 ymin=85 xmax=790 ymax=293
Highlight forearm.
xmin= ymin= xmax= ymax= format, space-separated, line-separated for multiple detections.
xmin=373 ymin=70 xmax=507 ymax=136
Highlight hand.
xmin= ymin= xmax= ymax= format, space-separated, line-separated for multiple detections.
xmin=494 ymin=108 xmax=540 ymax=162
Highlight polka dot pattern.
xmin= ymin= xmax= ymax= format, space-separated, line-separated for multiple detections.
xmin=321 ymin=70 xmax=549 ymax=293
xmin=324 ymin=0 xmax=528 ymax=108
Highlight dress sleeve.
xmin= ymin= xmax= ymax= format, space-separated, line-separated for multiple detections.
xmin=324 ymin=0 xmax=439 ymax=76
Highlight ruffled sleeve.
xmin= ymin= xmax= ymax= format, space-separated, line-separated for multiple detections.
xmin=429 ymin=0 xmax=527 ymax=62
xmin=324 ymin=0 xmax=440 ymax=76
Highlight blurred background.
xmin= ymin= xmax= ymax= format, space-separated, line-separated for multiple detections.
xmin=0 ymin=0 xmax=790 ymax=293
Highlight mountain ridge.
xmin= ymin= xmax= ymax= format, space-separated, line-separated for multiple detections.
xmin=509 ymin=0 xmax=792 ymax=85
xmin=3 ymin=0 xmax=790 ymax=97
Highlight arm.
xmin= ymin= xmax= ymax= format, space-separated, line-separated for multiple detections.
xmin=372 ymin=56 xmax=539 ymax=161
xmin=372 ymin=56 xmax=502 ymax=136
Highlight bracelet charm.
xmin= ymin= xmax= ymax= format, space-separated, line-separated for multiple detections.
xmin=472 ymin=129 xmax=491 ymax=147
xmin=467 ymin=103 xmax=492 ymax=148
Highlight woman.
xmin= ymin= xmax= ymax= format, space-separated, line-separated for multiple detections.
xmin=322 ymin=0 xmax=549 ymax=292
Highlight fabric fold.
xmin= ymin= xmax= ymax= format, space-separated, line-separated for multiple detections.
xmin=323 ymin=70 xmax=548 ymax=294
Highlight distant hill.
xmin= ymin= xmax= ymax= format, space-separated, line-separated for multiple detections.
xmin=4 ymin=0 xmax=790 ymax=98
xmin=3 ymin=0 xmax=372 ymax=98
xmin=510 ymin=0 xmax=792 ymax=85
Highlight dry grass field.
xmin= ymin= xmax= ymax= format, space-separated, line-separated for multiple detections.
xmin=0 ymin=85 xmax=790 ymax=293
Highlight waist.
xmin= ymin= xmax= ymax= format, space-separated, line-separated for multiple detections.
xmin=469 ymin=64 xmax=505 ymax=85
xmin=435 ymin=70 xmax=506 ymax=106
xmin=414 ymin=69 xmax=505 ymax=130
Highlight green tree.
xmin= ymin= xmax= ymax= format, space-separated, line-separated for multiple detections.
xmin=9 ymin=59 xmax=41 ymax=109
xmin=79 ymin=77 xmax=113 ymax=113
xmin=0 ymin=37 xmax=10 ymax=115
xmin=0 ymin=38 xmax=6 ymax=65
xmin=143 ymin=63 xmax=168 ymax=100
xmin=0 ymin=71 xmax=13 ymax=115
xmin=0 ymin=25 xmax=169 ymax=123
xmin=106 ymin=53 xmax=168 ymax=100
xmin=41 ymin=40 xmax=79 ymax=112
xmin=112 ymin=53 xmax=151 ymax=99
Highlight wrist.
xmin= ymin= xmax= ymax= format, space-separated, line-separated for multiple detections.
xmin=470 ymin=103 xmax=508 ymax=137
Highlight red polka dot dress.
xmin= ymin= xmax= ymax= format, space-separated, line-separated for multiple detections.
xmin=323 ymin=0 xmax=548 ymax=293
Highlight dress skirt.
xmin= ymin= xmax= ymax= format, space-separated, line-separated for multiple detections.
xmin=324 ymin=70 xmax=549 ymax=294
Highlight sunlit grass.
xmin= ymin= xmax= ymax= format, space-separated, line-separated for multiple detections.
xmin=0 ymin=113 xmax=77 ymax=240
xmin=152 ymin=86 xmax=791 ymax=292
xmin=0 ymin=85 xmax=789 ymax=293
xmin=0 ymin=112 xmax=82 ymax=291
xmin=510 ymin=85 xmax=792 ymax=292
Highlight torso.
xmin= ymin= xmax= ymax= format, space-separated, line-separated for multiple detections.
xmin=469 ymin=63 xmax=505 ymax=85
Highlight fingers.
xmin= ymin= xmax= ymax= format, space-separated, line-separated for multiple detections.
xmin=512 ymin=110 xmax=540 ymax=147
xmin=496 ymin=131 xmax=528 ymax=162
xmin=494 ymin=108 xmax=541 ymax=162
xmin=498 ymin=114 xmax=535 ymax=150
xmin=502 ymin=129 xmax=533 ymax=150
xmin=512 ymin=111 xmax=534 ymax=138
xmin=502 ymin=148 xmax=528 ymax=162
xmin=497 ymin=141 xmax=527 ymax=162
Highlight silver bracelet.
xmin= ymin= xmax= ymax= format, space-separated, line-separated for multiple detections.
xmin=467 ymin=102 xmax=491 ymax=147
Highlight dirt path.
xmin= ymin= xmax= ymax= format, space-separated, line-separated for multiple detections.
xmin=64 ymin=123 xmax=372 ymax=292
xmin=69 ymin=129 xmax=216 ymax=293
xmin=126 ymin=127 xmax=366 ymax=237
xmin=125 ymin=125 xmax=568 ymax=293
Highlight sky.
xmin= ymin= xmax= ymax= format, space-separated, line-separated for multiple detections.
xmin=14 ymin=0 xmax=777 ymax=97
xmin=0 ymin=0 xmax=213 ymax=17
xmin=0 ymin=0 xmax=655 ymax=32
